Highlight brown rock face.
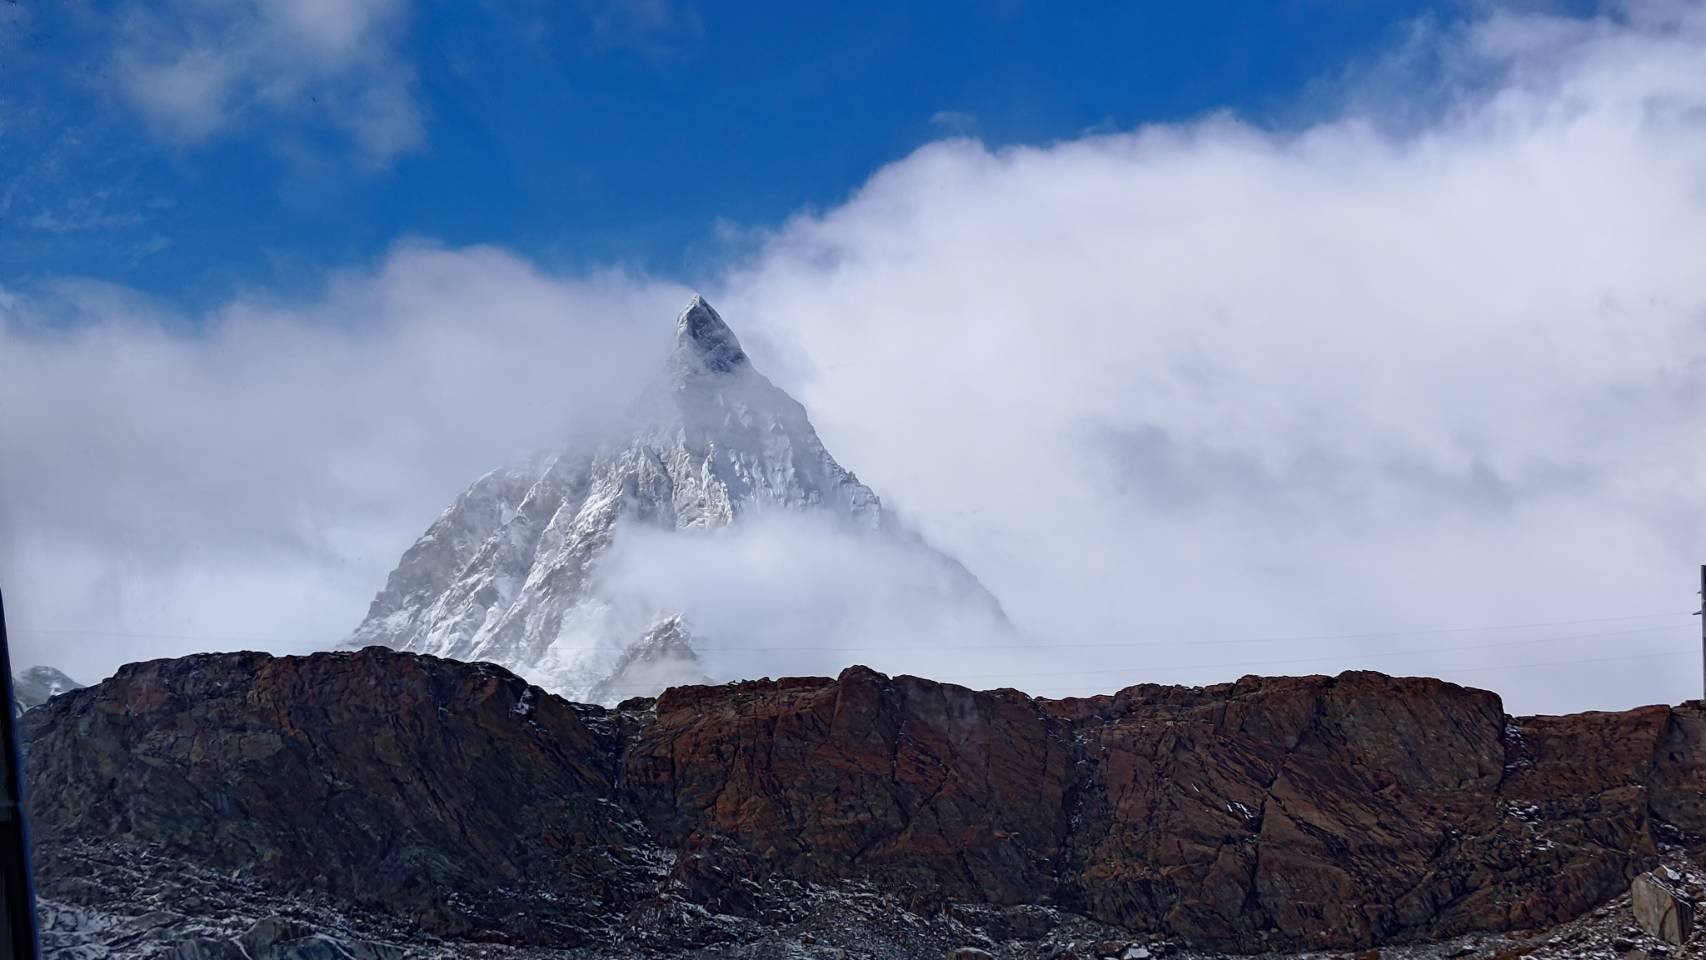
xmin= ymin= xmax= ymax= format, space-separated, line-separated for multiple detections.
xmin=22 ymin=650 xmax=659 ymax=944
xmin=22 ymin=649 xmax=1706 ymax=951
xmin=1055 ymin=672 xmax=1509 ymax=946
xmin=623 ymin=669 xmax=1075 ymax=908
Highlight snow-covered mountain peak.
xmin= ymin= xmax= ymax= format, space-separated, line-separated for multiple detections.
xmin=670 ymin=294 xmax=748 ymax=379
xmin=13 ymin=665 xmax=83 ymax=715
xmin=350 ymin=297 xmax=1003 ymax=703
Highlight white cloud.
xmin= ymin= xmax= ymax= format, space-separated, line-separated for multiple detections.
xmin=109 ymin=0 xmax=422 ymax=165
xmin=712 ymin=1 xmax=1706 ymax=713
xmin=0 ymin=247 xmax=683 ymax=679
xmin=7 ymin=2 xmax=1706 ymax=714
xmin=596 ymin=511 xmax=1016 ymax=693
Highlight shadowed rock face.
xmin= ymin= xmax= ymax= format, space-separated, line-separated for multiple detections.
xmin=21 ymin=648 xmax=1706 ymax=952
xmin=22 ymin=650 xmax=662 ymax=945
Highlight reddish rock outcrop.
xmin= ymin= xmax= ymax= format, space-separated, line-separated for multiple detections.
xmin=624 ymin=668 xmax=1076 ymax=909
xmin=21 ymin=648 xmax=1706 ymax=952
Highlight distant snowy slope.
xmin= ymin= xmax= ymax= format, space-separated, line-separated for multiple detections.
xmin=13 ymin=665 xmax=83 ymax=715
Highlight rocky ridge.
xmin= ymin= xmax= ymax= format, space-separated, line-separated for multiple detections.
xmin=21 ymin=647 xmax=1705 ymax=958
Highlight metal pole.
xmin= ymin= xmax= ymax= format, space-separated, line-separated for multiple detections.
xmin=1700 ymin=565 xmax=1705 ymax=702
xmin=0 ymin=586 xmax=38 ymax=960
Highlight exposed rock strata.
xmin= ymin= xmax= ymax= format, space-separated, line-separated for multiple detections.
xmin=22 ymin=648 xmax=1706 ymax=953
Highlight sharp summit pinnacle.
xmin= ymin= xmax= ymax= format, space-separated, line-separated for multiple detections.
xmin=672 ymin=295 xmax=748 ymax=377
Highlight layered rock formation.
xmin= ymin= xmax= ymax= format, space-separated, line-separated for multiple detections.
xmin=22 ymin=648 xmax=1706 ymax=955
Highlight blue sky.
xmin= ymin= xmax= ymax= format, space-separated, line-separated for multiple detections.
xmin=0 ymin=0 xmax=1539 ymax=308
xmin=12 ymin=0 xmax=1706 ymax=714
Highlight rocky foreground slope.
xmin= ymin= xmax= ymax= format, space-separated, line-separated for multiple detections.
xmin=20 ymin=648 xmax=1706 ymax=958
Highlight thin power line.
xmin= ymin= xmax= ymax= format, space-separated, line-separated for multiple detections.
xmin=9 ymin=610 xmax=1692 ymax=653
xmin=983 ymin=623 xmax=1680 ymax=668
xmin=589 ymin=629 xmax=1694 ymax=691
xmin=590 ymin=646 xmax=1692 ymax=693
xmin=933 ymin=635 xmax=1690 ymax=683
xmin=1443 ymin=649 xmax=1687 ymax=677
xmin=914 ymin=647 xmax=1694 ymax=688
xmin=12 ymin=627 xmax=306 ymax=644
xmin=20 ymin=618 xmax=1689 ymax=694
xmin=603 ymin=622 xmax=1679 ymax=679
xmin=681 ymin=617 xmax=1692 ymax=654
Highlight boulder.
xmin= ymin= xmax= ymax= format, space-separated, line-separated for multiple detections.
xmin=1631 ymin=872 xmax=1695 ymax=945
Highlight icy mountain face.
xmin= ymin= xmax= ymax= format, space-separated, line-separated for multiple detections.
xmin=351 ymin=296 xmax=994 ymax=702
xmin=13 ymin=665 xmax=82 ymax=715
xmin=584 ymin=615 xmax=707 ymax=705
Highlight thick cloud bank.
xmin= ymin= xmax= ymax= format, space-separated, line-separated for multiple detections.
xmin=5 ymin=3 xmax=1706 ymax=712
xmin=0 ymin=247 xmax=679 ymax=678
xmin=714 ymin=2 xmax=1706 ymax=712
xmin=596 ymin=512 xmax=1016 ymax=694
